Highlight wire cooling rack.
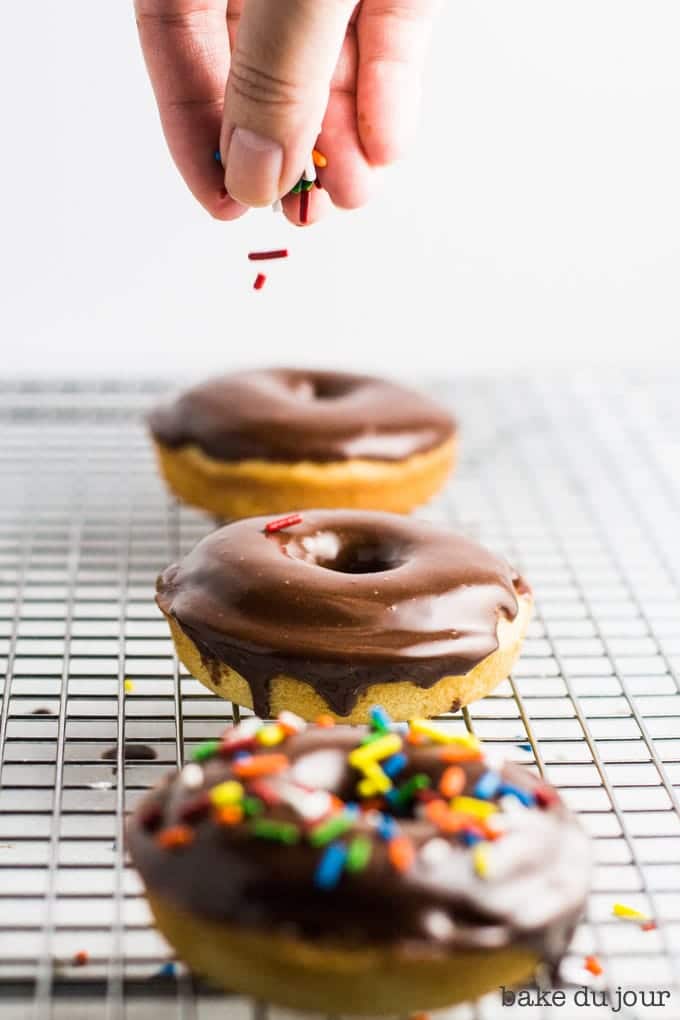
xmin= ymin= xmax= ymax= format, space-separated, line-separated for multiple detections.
xmin=0 ymin=377 xmax=678 ymax=1020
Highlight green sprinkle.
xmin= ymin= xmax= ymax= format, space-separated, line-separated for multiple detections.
xmin=309 ymin=813 xmax=354 ymax=848
xmin=192 ymin=740 xmax=220 ymax=763
xmin=250 ymin=818 xmax=300 ymax=844
xmin=301 ymin=179 xmax=315 ymax=192
xmin=243 ymin=796 xmax=264 ymax=818
xmin=291 ymin=181 xmax=303 ymax=194
xmin=346 ymin=835 xmax=372 ymax=873
xmin=360 ymin=732 xmax=384 ymax=746
xmin=397 ymin=773 xmax=431 ymax=802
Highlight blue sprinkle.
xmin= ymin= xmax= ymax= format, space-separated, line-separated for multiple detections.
xmin=369 ymin=705 xmax=392 ymax=732
xmin=344 ymin=802 xmax=360 ymax=818
xmin=473 ymin=771 xmax=503 ymax=800
xmin=461 ymin=829 xmax=483 ymax=847
xmin=384 ymin=789 xmax=403 ymax=813
xmin=382 ymin=752 xmax=407 ymax=779
xmin=157 ymin=962 xmax=176 ymax=979
xmin=231 ymin=751 xmax=251 ymax=762
xmin=377 ymin=813 xmax=397 ymax=841
xmin=214 ymin=150 xmax=222 ymax=164
xmin=517 ymin=742 xmax=532 ymax=752
xmin=499 ymin=783 xmax=535 ymax=807
xmin=314 ymin=842 xmax=347 ymax=890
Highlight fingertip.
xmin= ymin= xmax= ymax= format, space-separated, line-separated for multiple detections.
xmin=202 ymin=186 xmax=248 ymax=221
xmin=282 ymin=186 xmax=332 ymax=226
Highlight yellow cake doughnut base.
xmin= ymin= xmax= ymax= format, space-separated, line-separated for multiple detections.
xmin=147 ymin=890 xmax=538 ymax=1014
xmin=152 ymin=437 xmax=456 ymax=518
xmin=163 ymin=592 xmax=532 ymax=723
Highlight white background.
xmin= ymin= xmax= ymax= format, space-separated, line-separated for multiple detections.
xmin=1 ymin=2 xmax=679 ymax=379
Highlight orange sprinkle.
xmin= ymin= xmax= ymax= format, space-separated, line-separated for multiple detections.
xmin=360 ymin=797 xmax=384 ymax=813
xmin=410 ymin=1014 xmax=429 ymax=1020
xmin=233 ymin=754 xmax=289 ymax=778
xmin=439 ymin=745 xmax=483 ymax=764
xmin=73 ymin=950 xmax=89 ymax=967
xmin=641 ymin=920 xmax=657 ymax=932
xmin=312 ymin=148 xmax=328 ymax=168
xmin=407 ymin=729 xmax=425 ymax=745
xmin=215 ymin=804 xmax=243 ymax=826
xmin=584 ymin=955 xmax=603 ymax=976
xmin=388 ymin=836 xmax=415 ymax=873
xmin=439 ymin=765 xmax=466 ymax=798
xmin=315 ymin=714 xmax=336 ymax=728
xmin=425 ymin=800 xmax=486 ymax=837
xmin=157 ymin=825 xmax=194 ymax=850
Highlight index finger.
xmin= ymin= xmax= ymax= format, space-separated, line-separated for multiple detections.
xmin=135 ymin=0 xmax=245 ymax=219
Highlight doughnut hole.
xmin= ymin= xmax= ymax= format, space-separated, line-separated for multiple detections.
xmin=284 ymin=531 xmax=409 ymax=574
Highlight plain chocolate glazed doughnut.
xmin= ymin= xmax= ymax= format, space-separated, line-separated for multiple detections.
xmin=127 ymin=714 xmax=591 ymax=1013
xmin=148 ymin=369 xmax=457 ymax=517
xmin=156 ymin=510 xmax=533 ymax=721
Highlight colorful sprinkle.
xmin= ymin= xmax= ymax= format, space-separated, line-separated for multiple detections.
xmin=498 ymin=783 xmax=534 ymax=807
xmin=377 ymin=813 xmax=397 ymax=841
xmin=357 ymin=762 xmax=392 ymax=797
xmin=180 ymin=763 xmax=204 ymax=789
xmin=612 ymin=902 xmax=648 ymax=922
xmin=641 ymin=920 xmax=657 ymax=932
xmin=382 ymin=752 xmax=407 ymax=779
xmin=309 ymin=812 xmax=354 ymax=848
xmin=314 ymin=713 xmax=336 ymax=728
xmin=157 ymin=825 xmax=194 ymax=850
xmin=248 ymin=249 xmax=289 ymax=261
xmin=312 ymin=148 xmax=328 ymax=168
xmin=473 ymin=771 xmax=503 ymax=801
xmin=584 ymin=955 xmax=603 ymax=977
xmin=388 ymin=835 xmax=415 ymax=873
xmin=250 ymin=818 xmax=300 ymax=844
xmin=410 ymin=720 xmax=480 ymax=750
xmin=472 ymin=843 xmax=491 ymax=878
xmin=315 ymin=841 xmax=347 ymax=890
xmin=440 ymin=766 xmax=466 ymax=799
xmin=369 ymin=705 xmax=392 ymax=733
xmin=277 ymin=710 xmax=306 ymax=735
xmin=243 ymin=796 xmax=264 ymax=817
xmin=192 ymin=740 xmax=220 ymax=763
xmin=256 ymin=723 xmax=285 ymax=747
xmin=124 ymin=679 xmax=134 ymax=694
xmin=299 ymin=188 xmax=310 ymax=224
xmin=209 ymin=780 xmax=244 ymax=808
xmin=450 ymin=796 xmax=498 ymax=819
xmin=349 ymin=733 xmax=402 ymax=768
xmin=535 ymin=784 xmax=559 ymax=808
xmin=215 ymin=804 xmax=243 ymax=826
xmin=73 ymin=950 xmax=89 ymax=967
xmin=156 ymin=961 xmax=176 ymax=979
xmin=253 ymin=273 xmax=266 ymax=291
xmin=346 ymin=835 xmax=372 ymax=873
xmin=439 ymin=744 xmax=483 ymax=764
xmin=233 ymin=753 xmax=289 ymax=778
xmin=214 ymin=150 xmax=222 ymax=164
xmin=248 ymin=779 xmax=281 ymax=806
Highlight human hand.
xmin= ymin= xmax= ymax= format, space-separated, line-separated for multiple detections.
xmin=135 ymin=0 xmax=437 ymax=225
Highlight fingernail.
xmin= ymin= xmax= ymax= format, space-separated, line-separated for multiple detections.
xmin=225 ymin=128 xmax=283 ymax=206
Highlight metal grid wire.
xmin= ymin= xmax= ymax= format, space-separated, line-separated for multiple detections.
xmin=0 ymin=377 xmax=679 ymax=1020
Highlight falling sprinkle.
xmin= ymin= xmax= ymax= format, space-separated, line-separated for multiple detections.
xmin=73 ymin=950 xmax=89 ymax=967
xmin=253 ymin=273 xmax=266 ymax=291
xmin=124 ymin=679 xmax=134 ymax=694
xmin=248 ymin=249 xmax=288 ymax=261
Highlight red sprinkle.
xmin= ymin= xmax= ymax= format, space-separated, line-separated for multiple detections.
xmin=248 ymin=779 xmax=281 ymax=806
xmin=264 ymin=514 xmax=303 ymax=534
xmin=221 ymin=734 xmax=256 ymax=755
xmin=253 ymin=273 xmax=266 ymax=291
xmin=73 ymin=950 xmax=89 ymax=967
xmin=584 ymin=955 xmax=603 ymax=976
xmin=535 ymin=784 xmax=559 ymax=808
xmin=248 ymin=249 xmax=288 ymax=261
xmin=641 ymin=920 xmax=657 ymax=932
xmin=300 ymin=188 xmax=310 ymax=224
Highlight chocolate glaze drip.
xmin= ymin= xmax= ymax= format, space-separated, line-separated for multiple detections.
xmin=156 ymin=511 xmax=528 ymax=718
xmin=127 ymin=725 xmax=591 ymax=965
xmin=148 ymin=369 xmax=456 ymax=463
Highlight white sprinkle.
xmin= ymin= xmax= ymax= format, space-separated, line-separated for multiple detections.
xmin=181 ymin=763 xmax=203 ymax=789
xmin=271 ymin=198 xmax=283 ymax=213
xmin=303 ymin=157 xmax=316 ymax=183
xmin=424 ymin=909 xmax=455 ymax=940
xmin=277 ymin=710 xmax=306 ymax=733
xmin=420 ymin=837 xmax=453 ymax=866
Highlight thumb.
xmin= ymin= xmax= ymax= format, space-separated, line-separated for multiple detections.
xmin=220 ymin=0 xmax=354 ymax=206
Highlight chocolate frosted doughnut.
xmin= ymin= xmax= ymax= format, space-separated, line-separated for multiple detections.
xmin=127 ymin=713 xmax=590 ymax=1013
xmin=148 ymin=369 xmax=456 ymax=517
xmin=156 ymin=510 xmax=533 ymax=721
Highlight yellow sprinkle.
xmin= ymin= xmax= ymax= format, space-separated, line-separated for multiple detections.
xmin=451 ymin=796 xmax=498 ymax=819
xmin=349 ymin=734 xmax=402 ymax=768
xmin=473 ymin=843 xmax=491 ymax=879
xmin=124 ymin=679 xmax=134 ymax=694
xmin=256 ymin=724 xmax=285 ymax=747
xmin=410 ymin=720 xmax=480 ymax=750
xmin=357 ymin=762 xmax=392 ymax=797
xmin=209 ymin=781 xmax=244 ymax=807
xmin=612 ymin=902 xmax=647 ymax=921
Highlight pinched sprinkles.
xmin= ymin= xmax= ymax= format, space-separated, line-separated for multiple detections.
xmin=148 ymin=709 xmax=555 ymax=895
xmin=264 ymin=513 xmax=303 ymax=535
